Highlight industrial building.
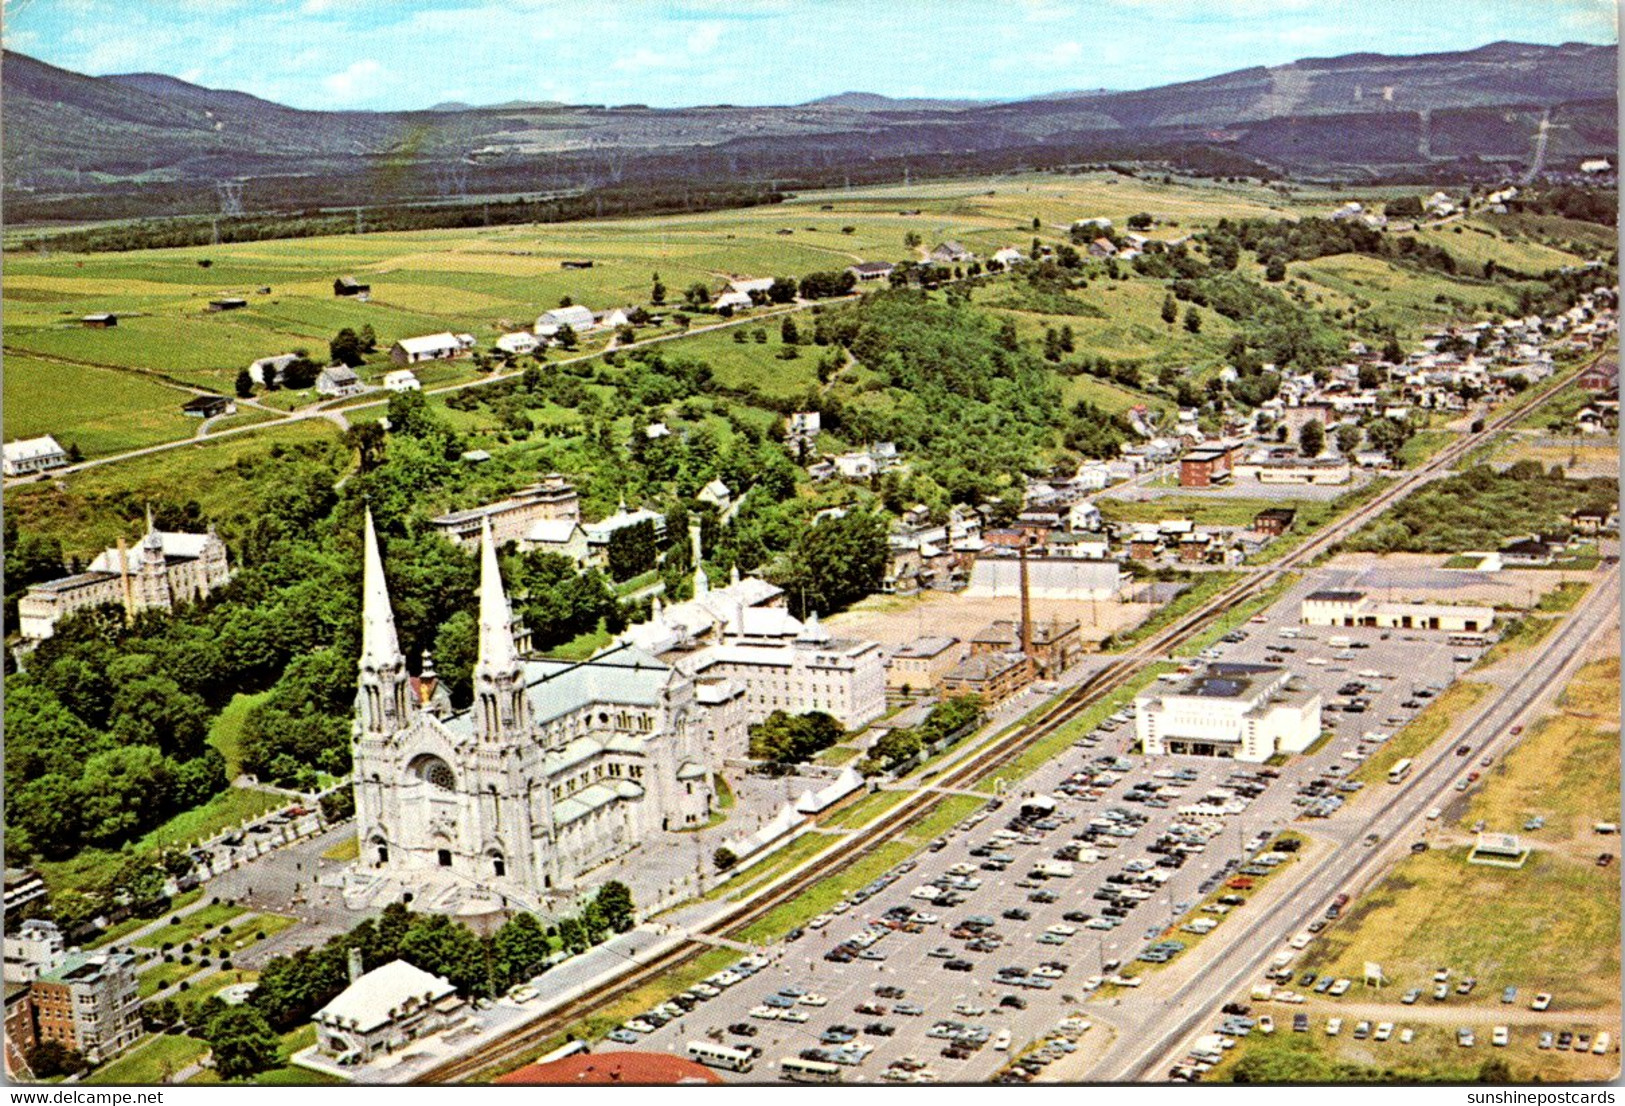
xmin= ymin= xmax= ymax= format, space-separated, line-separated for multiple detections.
xmin=1299 ymin=590 xmax=1496 ymax=633
xmin=1135 ymin=662 xmax=1322 ymax=762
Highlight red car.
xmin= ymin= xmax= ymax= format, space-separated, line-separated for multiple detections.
xmin=1511 ymin=726 xmax=1524 ymax=735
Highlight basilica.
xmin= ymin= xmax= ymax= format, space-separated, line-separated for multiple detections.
xmin=351 ymin=513 xmax=715 ymax=908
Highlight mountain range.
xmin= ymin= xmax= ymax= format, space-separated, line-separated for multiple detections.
xmin=4 ymin=40 xmax=1615 ymax=221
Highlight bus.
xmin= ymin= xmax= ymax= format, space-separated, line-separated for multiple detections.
xmin=1387 ymin=759 xmax=1413 ymax=785
xmin=779 ymin=1057 xmax=842 ymax=1083
xmin=686 ymin=1041 xmax=755 ymax=1073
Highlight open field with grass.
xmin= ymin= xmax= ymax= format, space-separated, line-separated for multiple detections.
xmin=1108 ymin=574 xmax=1242 ymax=652
xmin=84 ymin=1032 xmax=210 ymax=1085
xmin=1474 ymin=616 xmax=1559 ymax=669
xmin=733 ymin=839 xmax=918 ymax=945
xmin=3 ymin=354 xmax=198 ymax=458
xmin=133 ymin=904 xmax=248 ymax=950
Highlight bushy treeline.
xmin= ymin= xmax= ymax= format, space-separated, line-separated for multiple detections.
xmin=861 ymin=695 xmax=984 ymax=775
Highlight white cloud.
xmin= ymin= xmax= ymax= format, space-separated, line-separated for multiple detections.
xmin=322 ymin=58 xmax=381 ymax=101
xmin=611 ymin=47 xmax=672 ymax=73
xmin=687 ymin=23 xmax=724 ymax=54
xmin=1042 ymin=40 xmax=1083 ymax=66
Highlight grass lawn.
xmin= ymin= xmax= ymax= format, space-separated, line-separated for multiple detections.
xmin=185 ymin=1023 xmax=344 ymax=1086
xmin=1172 ymin=574 xmax=1299 ymax=659
xmin=3 ymin=354 xmax=198 ymax=458
xmin=1466 ymin=652 xmax=1618 ymax=845
xmin=207 ymin=691 xmax=271 ymax=778
xmin=135 ymin=786 xmax=288 ymax=854
xmin=139 ymin=959 xmax=202 ymax=998
xmin=82 ymin=889 xmax=203 ymax=949
xmin=1474 ymin=616 xmax=1558 ymax=669
xmin=84 ymin=1032 xmax=209 ymax=1085
xmin=900 ymin=794 xmax=987 ymax=845
xmin=820 ymin=789 xmax=910 ymax=830
xmin=322 ymin=836 xmax=360 ymax=862
xmin=1534 ymin=580 xmax=1592 ymax=613
xmin=694 ymin=831 xmax=839 ymax=906
xmin=1351 ymin=680 xmax=1491 ymax=786
xmin=541 ymin=624 xmax=613 ymax=661
xmin=815 ymin=744 xmax=863 ymax=766
xmin=134 ymin=904 xmax=248 ymax=950
xmin=178 ymin=968 xmax=261 ymax=1007
xmin=1394 ymin=430 xmax=1455 ymax=469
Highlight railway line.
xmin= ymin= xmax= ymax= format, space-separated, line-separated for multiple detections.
xmin=417 ymin=359 xmax=1592 ymax=1083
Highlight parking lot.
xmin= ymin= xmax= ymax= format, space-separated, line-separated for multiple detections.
xmin=591 ymin=571 xmax=1494 ymax=1084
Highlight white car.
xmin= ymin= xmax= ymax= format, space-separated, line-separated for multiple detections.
xmin=1374 ymin=1022 xmax=1394 ymax=1042
xmin=953 ymin=1002 xmax=987 ymax=1016
xmin=1046 ymin=924 xmax=1079 ymax=936
xmin=799 ymin=993 xmax=828 ymax=1006
xmin=748 ymin=1006 xmax=779 ymax=1020
xmin=1258 ymin=1016 xmax=1275 ymax=1035
xmin=508 ymin=985 xmax=539 ymax=1003
xmin=625 ymin=1019 xmax=656 ymax=1033
xmin=1400 ymin=1028 xmax=1415 ymax=1045
xmin=993 ymin=1030 xmax=1013 ymax=1051
xmin=808 ymin=914 xmax=834 ymax=930
xmin=780 ymin=1009 xmax=810 ymax=1023
xmin=1329 ymin=979 xmax=1352 ymax=997
xmin=1531 ymin=992 xmax=1553 ymax=1011
xmin=1492 ymin=1026 xmax=1509 ymax=1047
xmin=1326 ymin=1018 xmax=1343 ymax=1037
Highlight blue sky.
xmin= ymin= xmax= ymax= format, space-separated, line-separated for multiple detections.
xmin=3 ymin=0 xmax=1615 ymax=111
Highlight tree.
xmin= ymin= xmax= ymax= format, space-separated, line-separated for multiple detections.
xmin=492 ymin=913 xmax=552 ymax=986
xmin=605 ymin=519 xmax=658 ymax=582
xmin=1161 ymin=294 xmax=1178 ymax=324
xmin=594 ymin=881 xmax=636 ymax=933
xmin=1184 ymin=306 xmax=1202 ymax=334
xmin=1335 ymin=423 xmax=1363 ymax=455
xmin=398 ymin=914 xmax=488 ymax=994
xmin=329 ymin=328 xmax=365 ymax=367
xmin=554 ymin=324 xmax=578 ymax=351
xmin=358 ymin=324 xmax=378 ymax=352
xmin=713 ymin=847 xmax=737 ymax=872
xmin=903 ymin=231 xmax=922 ymax=248
xmin=235 ymin=369 xmax=255 ymax=398
xmin=27 ymin=1041 xmax=87 ymax=1079
xmin=1264 ymin=256 xmax=1287 ymax=282
xmin=205 ymin=1005 xmax=281 ymax=1080
xmin=780 ymin=315 xmax=799 ymax=345
xmin=1382 ymin=336 xmax=1405 ymax=363
xmin=1127 ymin=212 xmax=1154 ymax=230
xmin=1299 ymin=418 xmax=1325 ymax=458
xmin=767 ymin=276 xmax=798 ymax=304
xmin=683 ymin=282 xmax=711 ymax=309
xmin=780 ymin=510 xmax=887 ymax=619
xmin=651 ymin=274 xmax=666 ymax=305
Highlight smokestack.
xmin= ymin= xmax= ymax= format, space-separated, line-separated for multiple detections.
xmin=1018 ymin=544 xmax=1034 ymax=660
xmin=347 ymin=947 xmax=364 ymax=984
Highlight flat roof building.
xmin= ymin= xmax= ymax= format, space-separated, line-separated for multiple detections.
xmin=1136 ymin=662 xmax=1321 ymax=763
xmin=1300 ymin=591 xmax=1496 ymax=633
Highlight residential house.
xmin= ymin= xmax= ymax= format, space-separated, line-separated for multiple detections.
xmin=312 ymin=959 xmax=462 ymax=1065
xmin=833 ymin=452 xmax=877 ymax=480
xmin=787 ymin=411 xmax=821 ymax=436
xmin=534 ymin=305 xmax=597 ymax=336
xmin=249 ymin=353 xmax=300 ymax=387
xmin=1047 ymin=530 xmax=1110 ymax=560
xmin=1252 ymin=508 xmax=1296 ymax=537
xmin=992 ymin=247 xmax=1026 ymax=267
xmin=2 ymin=436 xmax=69 ymax=477
xmin=697 ymin=479 xmax=732 ymax=510
xmin=1087 ymin=238 xmax=1118 ymax=259
xmin=928 ymin=241 xmax=973 ymax=264
xmin=2 ymin=871 xmax=47 ymax=923
xmin=496 ymin=331 xmax=540 ymax=356
xmin=383 ymin=369 xmax=421 ymax=393
xmin=1499 ymin=538 xmax=1554 ymax=566
xmin=80 ymin=313 xmax=117 ymax=328
xmin=518 ymin=519 xmax=590 ymax=564
xmin=316 ymin=365 xmax=365 ymax=397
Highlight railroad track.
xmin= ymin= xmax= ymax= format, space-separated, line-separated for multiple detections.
xmin=418 ymin=358 xmax=1593 ymax=1083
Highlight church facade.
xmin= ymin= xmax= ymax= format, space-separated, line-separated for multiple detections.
xmin=351 ymin=514 xmax=714 ymax=906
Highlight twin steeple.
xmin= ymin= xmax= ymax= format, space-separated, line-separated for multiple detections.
xmin=358 ymin=512 xmax=529 ymax=741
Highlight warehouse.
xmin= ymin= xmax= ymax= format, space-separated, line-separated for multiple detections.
xmin=1299 ymin=590 xmax=1496 ymax=632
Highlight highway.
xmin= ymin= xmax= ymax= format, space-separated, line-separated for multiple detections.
xmin=1094 ymin=564 xmax=1620 ymax=1082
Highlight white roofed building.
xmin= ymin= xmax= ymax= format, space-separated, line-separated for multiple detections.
xmin=312 ymin=959 xmax=461 ymax=1065
xmin=389 ymin=333 xmax=473 ymax=365
xmin=534 ymin=305 xmax=597 ymax=335
xmin=3 ymin=435 xmax=68 ymax=477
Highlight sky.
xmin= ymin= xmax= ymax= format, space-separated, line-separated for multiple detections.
xmin=2 ymin=0 xmax=1616 ymax=111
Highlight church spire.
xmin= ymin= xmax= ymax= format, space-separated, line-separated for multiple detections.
xmin=359 ymin=509 xmax=410 ymax=734
xmin=474 ymin=516 xmax=528 ymax=741
xmin=691 ymin=525 xmax=709 ymax=596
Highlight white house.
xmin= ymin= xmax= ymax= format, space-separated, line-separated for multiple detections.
xmin=697 ymin=479 xmax=732 ymax=509
xmin=833 ymin=452 xmax=877 ymax=479
xmin=1581 ymin=158 xmax=1613 ymax=174
xmin=728 ymin=277 xmax=776 ymax=297
xmin=382 ymin=369 xmax=421 ymax=393
xmin=992 ymin=247 xmax=1027 ymax=267
xmin=248 ymin=353 xmax=300 ymax=386
xmin=534 ymin=305 xmax=596 ymax=336
xmin=788 ymin=411 xmax=821 ymax=436
xmin=312 ymin=959 xmax=462 ymax=1065
xmin=3 ymin=435 xmax=69 ymax=477
xmin=714 ymin=290 xmax=755 ymax=311
xmin=496 ymin=332 xmax=540 ymax=355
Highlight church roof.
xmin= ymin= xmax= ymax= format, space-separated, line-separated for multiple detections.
xmin=553 ymin=780 xmax=644 ymax=825
xmin=521 ymin=649 xmax=672 ymax=723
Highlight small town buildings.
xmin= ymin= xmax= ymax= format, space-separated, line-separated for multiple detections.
xmin=1233 ymin=456 xmax=1351 ymax=485
xmin=1180 ymin=443 xmax=1236 ymax=488
xmin=848 ymin=260 xmax=895 ymax=282
xmin=929 ymin=241 xmax=974 ymax=264
xmin=534 ymin=305 xmax=597 ymax=336
xmin=1136 ymin=663 xmax=1322 ymax=763
xmin=496 ymin=331 xmax=541 ymax=356
xmin=383 ymin=369 xmax=421 ymax=393
xmin=17 ymin=518 xmax=232 ymax=641
xmin=1299 ymin=590 xmax=1496 ymax=632
xmin=992 ymin=247 xmax=1027 ymax=267
xmin=1578 ymin=359 xmax=1619 ymax=391
xmin=833 ymin=452 xmax=877 ymax=479
xmin=316 ymin=365 xmax=366 ymax=397
xmin=80 ymin=313 xmax=117 ymax=327
xmin=518 ymin=519 xmax=589 ymax=563
xmin=1498 ymin=538 xmax=1555 ymax=567
xmin=181 ymin=394 xmax=235 ymax=418
xmin=1046 ymin=531 xmax=1110 ymax=560
xmin=390 ymin=333 xmax=473 ymax=365
xmin=939 ymin=651 xmax=1034 ymax=708
xmin=697 ymin=478 xmax=732 ymax=510
xmin=1087 ymin=237 xmax=1118 ymax=259
xmin=312 ymin=959 xmax=462 ymax=1065
xmin=1580 ymin=158 xmax=1613 ymax=174
xmin=2 ymin=435 xmax=69 ymax=477
xmin=1571 ymin=509 xmax=1609 ymax=536
xmin=29 ymin=952 xmax=142 ymax=1063
xmin=584 ymin=502 xmax=668 ymax=560
xmin=886 ymin=636 xmax=967 ymax=697
xmin=964 ymin=556 xmax=1124 ymax=601
xmin=3 ymin=871 xmax=47 ymax=920
xmin=787 ymin=411 xmax=821 ymax=437
xmin=971 ymin=618 xmax=1082 ymax=678
xmin=3 ymin=921 xmax=64 ymax=984
xmin=429 ymin=476 xmax=581 ymax=548
xmin=334 ymin=276 xmax=371 ymax=296
xmin=686 ymin=628 xmax=887 ymax=733
xmin=6 ymin=986 xmax=38 ymax=1069
xmin=249 ymin=353 xmax=300 ymax=386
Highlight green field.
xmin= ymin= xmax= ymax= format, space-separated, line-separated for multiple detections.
xmin=3 ymin=354 xmax=199 ymax=458
xmin=134 ymin=904 xmax=248 ymax=950
xmin=83 ymin=1032 xmax=210 ymax=1085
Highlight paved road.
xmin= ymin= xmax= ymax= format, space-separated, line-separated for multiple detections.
xmin=1092 ymin=565 xmax=1619 ymax=1082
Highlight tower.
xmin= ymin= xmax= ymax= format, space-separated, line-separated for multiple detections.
xmin=358 ymin=510 xmax=411 ymax=735
xmin=691 ymin=524 xmax=709 ymax=596
xmin=473 ymin=516 xmax=530 ymax=742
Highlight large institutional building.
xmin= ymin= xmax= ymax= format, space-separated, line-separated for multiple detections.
xmin=15 ymin=514 xmax=232 ymax=641
xmin=351 ymin=515 xmax=716 ymax=908
xmin=1135 ymin=662 xmax=1322 ymax=763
